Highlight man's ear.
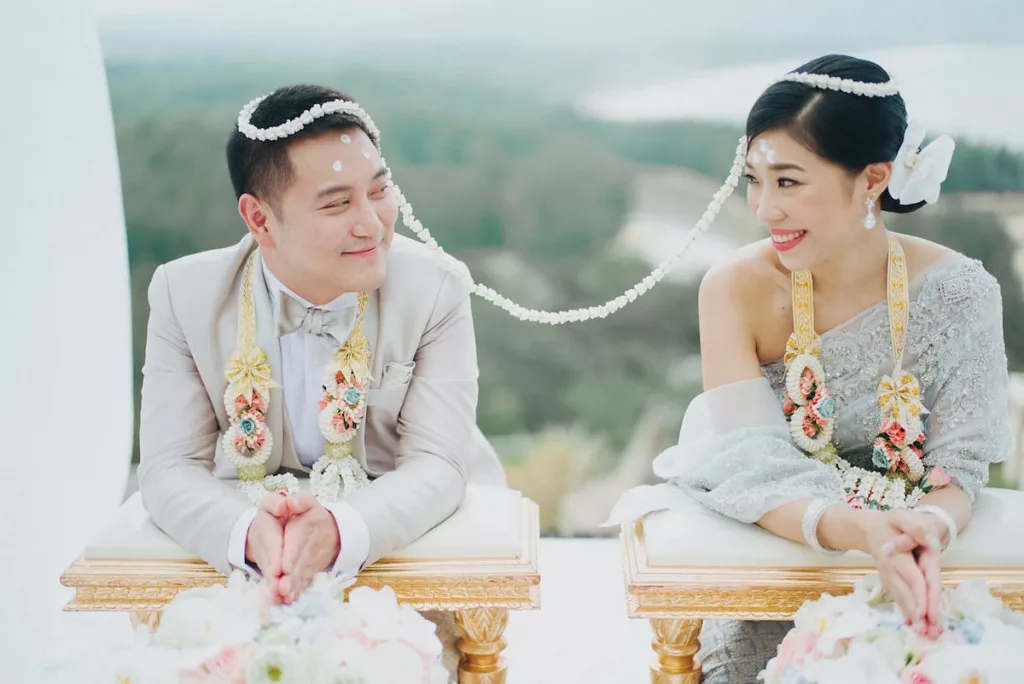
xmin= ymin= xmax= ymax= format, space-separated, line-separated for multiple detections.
xmin=239 ymin=193 xmax=277 ymax=248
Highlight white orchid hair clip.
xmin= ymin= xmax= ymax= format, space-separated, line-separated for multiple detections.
xmin=888 ymin=121 xmax=956 ymax=206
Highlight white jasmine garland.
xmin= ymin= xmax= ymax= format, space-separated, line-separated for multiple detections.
xmin=237 ymin=92 xmax=747 ymax=324
xmin=773 ymin=72 xmax=901 ymax=97
xmin=237 ymin=70 xmax=948 ymax=327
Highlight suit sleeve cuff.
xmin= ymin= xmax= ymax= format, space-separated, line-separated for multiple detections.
xmin=227 ymin=507 xmax=260 ymax=578
xmin=324 ymin=501 xmax=371 ymax=581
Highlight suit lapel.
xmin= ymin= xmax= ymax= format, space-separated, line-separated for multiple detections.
xmin=252 ymin=250 xmax=294 ymax=474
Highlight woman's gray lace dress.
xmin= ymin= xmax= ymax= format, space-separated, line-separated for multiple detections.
xmin=611 ymin=254 xmax=1013 ymax=683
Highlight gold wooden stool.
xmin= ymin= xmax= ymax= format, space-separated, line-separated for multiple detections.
xmin=62 ymin=485 xmax=540 ymax=684
xmin=619 ymin=487 xmax=1024 ymax=684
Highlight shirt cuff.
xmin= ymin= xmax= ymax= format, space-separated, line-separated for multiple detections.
xmin=227 ymin=507 xmax=260 ymax=578
xmin=323 ymin=501 xmax=371 ymax=581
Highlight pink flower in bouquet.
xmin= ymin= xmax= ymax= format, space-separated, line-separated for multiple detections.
xmin=776 ymin=629 xmax=820 ymax=669
xmin=181 ymin=645 xmax=249 ymax=683
xmin=901 ymin=668 xmax=935 ymax=684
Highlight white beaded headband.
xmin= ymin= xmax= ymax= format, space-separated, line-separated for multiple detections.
xmin=235 ymin=72 xmax=908 ymax=325
xmin=773 ymin=72 xmax=900 ymax=98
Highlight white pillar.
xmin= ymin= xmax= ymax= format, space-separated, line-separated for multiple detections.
xmin=0 ymin=0 xmax=133 ymax=676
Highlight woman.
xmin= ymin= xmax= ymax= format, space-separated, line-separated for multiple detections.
xmin=611 ymin=54 xmax=1012 ymax=682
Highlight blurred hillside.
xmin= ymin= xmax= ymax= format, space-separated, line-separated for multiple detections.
xmin=110 ymin=57 xmax=1024 ymax=532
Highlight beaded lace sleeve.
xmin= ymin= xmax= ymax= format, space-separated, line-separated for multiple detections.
xmin=915 ymin=262 xmax=1013 ymax=500
xmin=607 ymin=378 xmax=841 ymax=525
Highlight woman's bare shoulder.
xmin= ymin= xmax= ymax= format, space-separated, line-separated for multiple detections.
xmin=895 ymin=233 xmax=958 ymax=279
xmin=699 ymin=239 xmax=788 ymax=314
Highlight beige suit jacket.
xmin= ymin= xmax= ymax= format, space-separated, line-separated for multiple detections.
xmin=138 ymin=233 xmax=505 ymax=574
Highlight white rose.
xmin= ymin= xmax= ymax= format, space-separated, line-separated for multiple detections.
xmin=247 ymin=645 xmax=309 ymax=684
xmin=152 ymin=583 xmax=261 ymax=650
xmin=309 ymin=637 xmax=374 ymax=684
xmin=801 ymin=641 xmax=901 ymax=684
xmin=363 ymin=641 xmax=428 ymax=684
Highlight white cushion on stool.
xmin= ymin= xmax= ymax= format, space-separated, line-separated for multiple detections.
xmin=85 ymin=484 xmax=523 ymax=562
xmin=643 ymin=487 xmax=1024 ymax=568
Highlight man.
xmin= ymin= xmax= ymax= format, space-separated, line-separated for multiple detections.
xmin=138 ymin=84 xmax=505 ymax=603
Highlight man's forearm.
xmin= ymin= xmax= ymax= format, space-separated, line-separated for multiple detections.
xmin=138 ymin=456 xmax=253 ymax=574
xmin=342 ymin=454 xmax=465 ymax=565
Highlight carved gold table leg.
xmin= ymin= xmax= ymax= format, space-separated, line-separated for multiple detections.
xmin=454 ymin=608 xmax=509 ymax=684
xmin=649 ymin=618 xmax=702 ymax=684
xmin=128 ymin=610 xmax=162 ymax=631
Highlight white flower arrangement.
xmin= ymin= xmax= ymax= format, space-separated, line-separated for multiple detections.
xmin=759 ymin=574 xmax=1024 ymax=684
xmin=57 ymin=572 xmax=451 ymax=684
xmin=310 ymin=454 xmax=370 ymax=503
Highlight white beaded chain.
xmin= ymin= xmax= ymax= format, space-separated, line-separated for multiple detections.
xmin=236 ymin=71 xmax=895 ymax=325
xmin=773 ymin=72 xmax=900 ymax=98
xmin=390 ymin=140 xmax=747 ymax=325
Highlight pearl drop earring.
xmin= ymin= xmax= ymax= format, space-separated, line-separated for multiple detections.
xmin=863 ymin=196 xmax=877 ymax=230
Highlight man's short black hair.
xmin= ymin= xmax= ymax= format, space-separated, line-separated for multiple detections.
xmin=226 ymin=84 xmax=374 ymax=210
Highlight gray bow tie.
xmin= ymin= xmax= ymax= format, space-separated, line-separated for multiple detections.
xmin=275 ymin=292 xmax=357 ymax=347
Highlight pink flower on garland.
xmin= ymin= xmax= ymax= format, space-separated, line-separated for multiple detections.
xmin=872 ymin=437 xmax=897 ymax=470
xmin=330 ymin=411 xmax=356 ymax=436
xmin=801 ymin=414 xmax=820 ymax=438
xmin=922 ymin=466 xmax=953 ymax=492
xmin=807 ymin=387 xmax=836 ymax=423
xmin=798 ymin=368 xmax=816 ymax=399
xmin=884 ymin=420 xmax=907 ymax=448
xmin=783 ymin=394 xmax=798 ymax=417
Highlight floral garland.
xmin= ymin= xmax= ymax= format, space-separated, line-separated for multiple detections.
xmin=782 ymin=235 xmax=950 ymax=510
xmin=310 ymin=291 xmax=372 ymax=502
xmin=223 ymin=251 xmax=371 ymax=504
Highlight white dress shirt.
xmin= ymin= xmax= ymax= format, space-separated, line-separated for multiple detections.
xmin=226 ymin=260 xmax=371 ymax=581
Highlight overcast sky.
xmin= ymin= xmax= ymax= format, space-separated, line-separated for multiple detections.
xmin=93 ymin=0 xmax=1024 ymax=46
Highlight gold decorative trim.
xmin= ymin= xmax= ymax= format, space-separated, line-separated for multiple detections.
xmin=61 ymin=501 xmax=540 ymax=615
xmin=622 ymin=519 xmax=1024 ymax=620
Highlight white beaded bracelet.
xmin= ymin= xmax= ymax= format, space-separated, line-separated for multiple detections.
xmin=914 ymin=504 xmax=958 ymax=551
xmin=802 ymin=499 xmax=845 ymax=555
